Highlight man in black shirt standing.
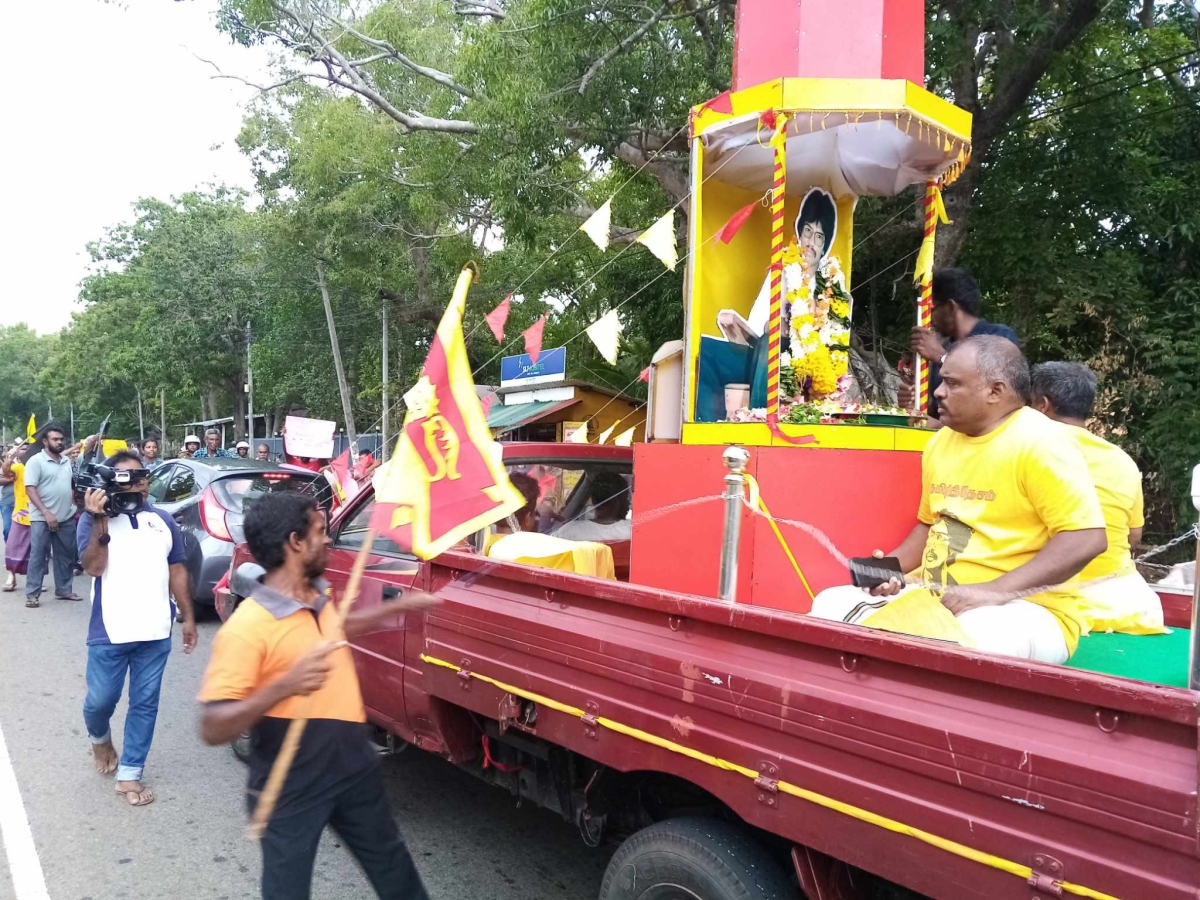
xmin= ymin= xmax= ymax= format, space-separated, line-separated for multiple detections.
xmin=898 ymin=268 xmax=1019 ymax=422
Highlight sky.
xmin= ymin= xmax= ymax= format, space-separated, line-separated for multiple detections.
xmin=0 ymin=0 xmax=276 ymax=335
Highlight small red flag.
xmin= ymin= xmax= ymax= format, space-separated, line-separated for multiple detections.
xmin=716 ymin=202 xmax=758 ymax=244
xmin=485 ymin=295 xmax=511 ymax=343
xmin=351 ymin=452 xmax=375 ymax=481
xmin=638 ymin=366 xmax=651 ymax=383
xmin=523 ymin=314 xmax=548 ymax=364
xmin=699 ymin=91 xmax=733 ymax=115
xmin=760 ymin=109 xmax=778 ymax=132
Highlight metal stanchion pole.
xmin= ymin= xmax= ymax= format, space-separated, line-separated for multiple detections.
xmin=1188 ymin=463 xmax=1200 ymax=691
xmin=719 ymin=446 xmax=750 ymax=604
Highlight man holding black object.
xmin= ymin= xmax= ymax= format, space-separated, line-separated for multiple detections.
xmin=814 ymin=337 xmax=1106 ymax=663
xmin=77 ymin=451 xmax=198 ymax=806
xmin=199 ymin=492 xmax=437 ymax=900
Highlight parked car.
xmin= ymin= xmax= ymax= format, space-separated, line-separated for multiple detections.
xmin=148 ymin=457 xmax=329 ymax=606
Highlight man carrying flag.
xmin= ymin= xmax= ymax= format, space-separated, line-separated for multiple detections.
xmin=198 ymin=265 xmax=525 ymax=899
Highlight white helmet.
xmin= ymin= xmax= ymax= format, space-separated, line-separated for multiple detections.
xmin=236 ymin=441 xmax=250 ymax=449
xmin=183 ymin=435 xmax=200 ymax=446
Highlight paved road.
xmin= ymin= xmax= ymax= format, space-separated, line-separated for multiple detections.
xmin=0 ymin=571 xmax=613 ymax=900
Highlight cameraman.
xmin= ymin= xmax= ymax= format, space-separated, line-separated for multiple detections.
xmin=77 ymin=451 xmax=198 ymax=807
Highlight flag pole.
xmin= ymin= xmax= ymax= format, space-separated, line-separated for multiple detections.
xmin=246 ymin=529 xmax=377 ymax=840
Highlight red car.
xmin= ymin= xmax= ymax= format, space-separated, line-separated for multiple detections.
xmin=215 ymin=442 xmax=634 ymax=619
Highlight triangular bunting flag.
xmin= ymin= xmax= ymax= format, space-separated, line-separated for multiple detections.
xmin=481 ymin=393 xmax=494 ymax=417
xmin=597 ymin=420 xmax=620 ymax=445
xmin=580 ymin=199 xmax=612 ymax=252
xmin=523 ymin=313 xmax=548 ymax=364
xmin=699 ymin=90 xmax=733 ymax=115
xmin=584 ymin=309 xmax=622 ymax=365
xmin=637 ymin=211 xmax=677 ymax=271
xmin=26 ymin=415 xmax=36 ymax=440
xmin=613 ymin=425 xmax=636 ymax=447
xmin=485 ymin=295 xmax=511 ymax=342
xmin=638 ymin=366 xmax=650 ymax=383
xmin=716 ymin=201 xmax=758 ymax=244
xmin=566 ymin=421 xmax=588 ymax=443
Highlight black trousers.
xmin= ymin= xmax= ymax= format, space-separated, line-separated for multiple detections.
xmin=254 ymin=766 xmax=429 ymax=900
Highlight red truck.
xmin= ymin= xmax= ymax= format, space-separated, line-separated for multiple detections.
xmin=218 ymin=440 xmax=1200 ymax=900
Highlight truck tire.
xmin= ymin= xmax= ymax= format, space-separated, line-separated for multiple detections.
xmin=598 ymin=817 xmax=795 ymax=900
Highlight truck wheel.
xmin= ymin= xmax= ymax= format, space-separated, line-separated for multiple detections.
xmin=599 ymin=817 xmax=795 ymax=900
xmin=230 ymin=730 xmax=252 ymax=765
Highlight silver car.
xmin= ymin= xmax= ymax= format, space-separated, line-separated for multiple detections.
xmin=146 ymin=457 xmax=329 ymax=608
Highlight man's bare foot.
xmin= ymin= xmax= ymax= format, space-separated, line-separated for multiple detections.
xmin=92 ymin=741 xmax=118 ymax=775
xmin=115 ymin=781 xmax=154 ymax=806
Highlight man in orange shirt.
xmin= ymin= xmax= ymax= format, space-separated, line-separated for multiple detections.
xmin=198 ymin=492 xmax=437 ymax=899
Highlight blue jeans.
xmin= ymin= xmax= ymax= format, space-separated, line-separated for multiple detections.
xmin=1 ymin=496 xmax=13 ymax=541
xmin=83 ymin=638 xmax=172 ymax=782
xmin=26 ymin=517 xmax=77 ymax=599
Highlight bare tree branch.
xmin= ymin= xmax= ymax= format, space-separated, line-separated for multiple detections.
xmin=614 ymin=141 xmax=688 ymax=201
xmin=450 ymin=0 xmax=506 ymax=19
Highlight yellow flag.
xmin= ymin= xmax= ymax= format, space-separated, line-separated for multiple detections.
xmin=584 ymin=309 xmax=623 ymax=365
xmin=596 ymin=420 xmax=620 ymax=445
xmin=26 ymin=415 xmax=36 ymax=440
xmin=580 ymin=199 xmax=612 ymax=252
xmin=565 ymin=422 xmax=588 ymax=444
xmin=371 ymin=267 xmax=526 ymax=558
xmin=637 ymin=210 xmax=677 ymax=271
xmin=613 ymin=425 xmax=636 ymax=447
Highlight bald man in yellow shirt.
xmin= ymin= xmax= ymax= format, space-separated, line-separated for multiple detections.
xmin=1030 ymin=362 xmax=1164 ymax=634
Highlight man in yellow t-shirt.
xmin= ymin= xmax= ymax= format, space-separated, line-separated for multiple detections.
xmin=1030 ymin=361 xmax=1164 ymax=634
xmin=812 ymin=337 xmax=1106 ymax=663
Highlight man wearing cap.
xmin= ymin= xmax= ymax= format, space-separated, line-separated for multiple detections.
xmin=235 ymin=441 xmax=251 ymax=459
xmin=180 ymin=436 xmax=201 ymax=459
xmin=193 ymin=428 xmax=233 ymax=459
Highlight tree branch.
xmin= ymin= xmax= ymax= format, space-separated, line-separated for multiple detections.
xmin=614 ymin=141 xmax=688 ymax=201
xmin=579 ymin=1 xmax=672 ymax=94
xmin=450 ymin=0 xmax=506 ymax=19
xmin=977 ymin=0 xmax=1108 ymax=142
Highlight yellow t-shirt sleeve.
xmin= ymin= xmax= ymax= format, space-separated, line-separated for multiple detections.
xmin=198 ymin=627 xmax=264 ymax=703
xmin=1019 ymin=436 xmax=1104 ymax=535
xmin=1130 ymin=479 xmax=1145 ymax=529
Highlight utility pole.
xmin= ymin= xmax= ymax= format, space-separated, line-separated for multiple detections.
xmin=136 ymin=389 xmax=144 ymax=440
xmin=246 ymin=324 xmax=255 ymax=442
xmin=317 ymin=260 xmax=359 ymax=449
xmin=381 ymin=300 xmax=389 ymax=462
xmin=70 ymin=405 xmax=75 ymax=445
xmin=160 ymin=388 xmax=167 ymax=452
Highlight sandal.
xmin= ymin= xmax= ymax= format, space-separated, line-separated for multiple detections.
xmin=2 ymin=582 xmax=15 ymax=593
xmin=115 ymin=784 xmax=155 ymax=807
xmin=25 ymin=597 xmax=39 ymax=608
xmin=56 ymin=592 xmax=83 ymax=602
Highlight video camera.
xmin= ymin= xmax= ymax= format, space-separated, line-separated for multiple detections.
xmin=73 ymin=463 xmax=150 ymax=517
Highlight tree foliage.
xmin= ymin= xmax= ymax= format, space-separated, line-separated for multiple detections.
xmin=0 ymin=0 xmax=1197 ymax=534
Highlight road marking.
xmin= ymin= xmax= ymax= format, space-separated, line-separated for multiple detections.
xmin=0 ymin=720 xmax=51 ymax=900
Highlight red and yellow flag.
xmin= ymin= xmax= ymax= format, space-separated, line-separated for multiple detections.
xmin=371 ymin=266 xmax=525 ymax=558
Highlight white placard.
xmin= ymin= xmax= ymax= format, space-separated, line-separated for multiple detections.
xmin=284 ymin=416 xmax=336 ymax=459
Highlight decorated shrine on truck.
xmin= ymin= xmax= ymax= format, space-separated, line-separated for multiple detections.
xmin=635 ymin=0 xmax=973 ymax=613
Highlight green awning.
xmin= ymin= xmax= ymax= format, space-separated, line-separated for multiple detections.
xmin=487 ymin=399 xmax=578 ymax=434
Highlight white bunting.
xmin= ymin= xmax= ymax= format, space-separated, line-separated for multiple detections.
xmin=597 ymin=420 xmax=620 ymax=445
xmin=580 ymin=199 xmax=612 ymax=251
xmin=565 ymin=422 xmax=588 ymax=443
xmin=637 ymin=210 xmax=677 ymax=271
xmin=585 ymin=309 xmax=623 ymax=365
xmin=613 ymin=425 xmax=636 ymax=447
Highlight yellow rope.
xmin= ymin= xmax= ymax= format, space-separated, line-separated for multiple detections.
xmin=420 ymin=654 xmax=1120 ymax=900
xmin=744 ymin=474 xmax=814 ymax=600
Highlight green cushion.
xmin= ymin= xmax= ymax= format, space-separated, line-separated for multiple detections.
xmin=1064 ymin=627 xmax=1190 ymax=688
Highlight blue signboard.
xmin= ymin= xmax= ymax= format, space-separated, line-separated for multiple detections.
xmin=500 ymin=347 xmax=567 ymax=386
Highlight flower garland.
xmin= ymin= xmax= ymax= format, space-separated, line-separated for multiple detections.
xmin=780 ymin=246 xmax=853 ymax=401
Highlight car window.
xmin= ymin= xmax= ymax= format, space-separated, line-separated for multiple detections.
xmin=335 ymin=498 xmax=410 ymax=557
xmin=163 ymin=468 xmax=197 ymax=503
xmin=504 ymin=462 xmax=633 ymax=533
xmin=147 ymin=465 xmax=176 ymax=503
xmin=212 ymin=472 xmax=323 ymax=516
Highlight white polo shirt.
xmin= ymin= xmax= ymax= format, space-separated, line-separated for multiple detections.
xmin=77 ymin=504 xmax=186 ymax=645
